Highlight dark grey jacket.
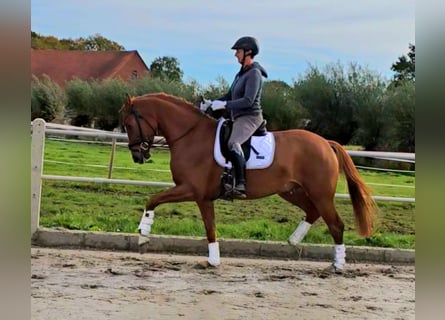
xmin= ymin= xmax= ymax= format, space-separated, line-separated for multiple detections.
xmin=219 ymin=62 xmax=268 ymax=119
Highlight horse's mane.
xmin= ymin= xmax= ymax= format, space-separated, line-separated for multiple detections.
xmin=123 ymin=92 xmax=213 ymax=120
xmin=143 ymin=93 xmax=192 ymax=108
xmin=141 ymin=93 xmax=198 ymax=111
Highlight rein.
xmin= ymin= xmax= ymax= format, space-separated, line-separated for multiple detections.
xmin=128 ymin=104 xmax=206 ymax=149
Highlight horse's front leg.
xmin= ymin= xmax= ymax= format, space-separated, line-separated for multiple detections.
xmin=146 ymin=184 xmax=195 ymax=210
xmin=138 ymin=184 xmax=194 ymax=247
xmin=196 ymin=200 xmax=220 ymax=267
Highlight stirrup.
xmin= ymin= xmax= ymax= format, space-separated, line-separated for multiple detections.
xmin=232 ymin=184 xmax=246 ymax=199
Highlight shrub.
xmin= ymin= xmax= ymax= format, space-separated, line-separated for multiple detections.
xmin=132 ymin=75 xmax=198 ymax=102
xmin=379 ymin=81 xmax=415 ymax=152
xmin=262 ymin=80 xmax=306 ymax=130
xmin=31 ymin=74 xmax=67 ymax=122
xmin=65 ymin=79 xmax=96 ymax=127
xmin=92 ymin=78 xmax=131 ymax=130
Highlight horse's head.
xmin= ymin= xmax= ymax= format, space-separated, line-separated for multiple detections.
xmin=119 ymin=94 xmax=157 ymax=164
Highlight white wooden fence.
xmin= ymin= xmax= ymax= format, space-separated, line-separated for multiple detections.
xmin=31 ymin=119 xmax=415 ymax=235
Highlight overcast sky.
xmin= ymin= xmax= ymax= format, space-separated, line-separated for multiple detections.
xmin=31 ymin=0 xmax=415 ymax=86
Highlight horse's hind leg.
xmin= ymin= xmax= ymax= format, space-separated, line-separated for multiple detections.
xmin=314 ymin=198 xmax=346 ymax=273
xmin=279 ymin=186 xmax=320 ymax=245
xmin=281 ymin=186 xmax=347 ymax=273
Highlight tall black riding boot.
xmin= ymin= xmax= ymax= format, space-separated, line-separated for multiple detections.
xmin=229 ymin=150 xmax=247 ymax=199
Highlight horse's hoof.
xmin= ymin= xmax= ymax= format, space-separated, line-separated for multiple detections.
xmin=288 ymin=244 xmax=303 ymax=259
xmin=323 ymin=264 xmax=344 ymax=275
xmin=194 ymin=260 xmax=211 ymax=269
xmin=138 ymin=234 xmax=150 ymax=245
xmin=138 ymin=236 xmax=150 ymax=254
xmin=194 ymin=260 xmax=218 ymax=269
xmin=317 ymin=264 xmax=344 ymax=278
xmin=138 ymin=243 xmax=150 ymax=254
xmin=333 ymin=266 xmax=344 ymax=274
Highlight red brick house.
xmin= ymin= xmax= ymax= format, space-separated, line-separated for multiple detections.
xmin=31 ymin=49 xmax=150 ymax=87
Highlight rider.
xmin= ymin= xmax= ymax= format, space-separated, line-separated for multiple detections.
xmin=208 ymin=36 xmax=268 ymax=198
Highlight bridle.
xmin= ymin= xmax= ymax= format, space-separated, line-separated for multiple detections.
xmin=125 ymin=104 xmax=205 ymax=156
xmin=126 ymin=105 xmax=157 ymax=157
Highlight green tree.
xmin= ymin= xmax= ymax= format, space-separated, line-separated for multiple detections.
xmin=295 ymin=63 xmax=358 ymax=144
xmin=76 ymin=33 xmax=125 ymax=51
xmin=32 ymin=31 xmax=71 ymax=50
xmin=391 ymin=43 xmax=415 ymax=84
xmin=294 ymin=62 xmax=391 ymax=148
xmin=149 ymin=56 xmax=184 ymax=82
xmin=262 ymin=80 xmax=305 ymax=130
xmin=380 ymin=81 xmax=415 ymax=152
xmin=349 ymin=66 xmax=387 ymax=150
xmin=92 ymin=78 xmax=130 ymax=130
xmin=132 ymin=75 xmax=197 ymax=101
xmin=64 ymin=79 xmax=96 ymax=127
xmin=200 ymin=76 xmax=230 ymax=100
xmin=31 ymin=31 xmax=125 ymax=51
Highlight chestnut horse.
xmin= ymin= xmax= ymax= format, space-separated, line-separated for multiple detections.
xmin=120 ymin=93 xmax=377 ymax=273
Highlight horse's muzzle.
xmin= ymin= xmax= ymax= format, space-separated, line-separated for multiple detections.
xmin=131 ymin=150 xmax=151 ymax=164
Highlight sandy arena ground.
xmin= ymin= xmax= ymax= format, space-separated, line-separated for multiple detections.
xmin=31 ymin=247 xmax=415 ymax=320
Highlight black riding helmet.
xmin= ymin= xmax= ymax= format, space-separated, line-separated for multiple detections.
xmin=231 ymin=36 xmax=259 ymax=57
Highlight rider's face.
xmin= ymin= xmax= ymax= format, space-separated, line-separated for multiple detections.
xmin=234 ymin=49 xmax=244 ymax=64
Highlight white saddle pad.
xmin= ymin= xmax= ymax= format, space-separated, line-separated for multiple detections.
xmin=214 ymin=119 xmax=275 ymax=169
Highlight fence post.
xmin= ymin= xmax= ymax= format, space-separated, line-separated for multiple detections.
xmin=31 ymin=118 xmax=46 ymax=236
xmin=108 ymin=138 xmax=116 ymax=179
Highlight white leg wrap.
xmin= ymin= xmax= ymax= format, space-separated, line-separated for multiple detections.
xmin=333 ymin=244 xmax=346 ymax=270
xmin=288 ymin=220 xmax=312 ymax=245
xmin=138 ymin=210 xmax=155 ymax=236
xmin=208 ymin=242 xmax=220 ymax=266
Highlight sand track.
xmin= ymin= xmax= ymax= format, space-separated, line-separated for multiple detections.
xmin=31 ymin=247 xmax=414 ymax=320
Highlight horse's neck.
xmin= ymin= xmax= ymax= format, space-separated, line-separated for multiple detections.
xmin=156 ymin=104 xmax=209 ymax=145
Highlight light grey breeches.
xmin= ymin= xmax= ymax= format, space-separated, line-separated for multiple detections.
xmin=228 ymin=114 xmax=264 ymax=154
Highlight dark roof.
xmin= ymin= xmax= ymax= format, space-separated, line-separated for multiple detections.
xmin=31 ymin=50 xmax=150 ymax=86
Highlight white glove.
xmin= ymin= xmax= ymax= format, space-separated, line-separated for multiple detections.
xmin=210 ymin=100 xmax=227 ymax=111
xmin=200 ymin=98 xmax=212 ymax=112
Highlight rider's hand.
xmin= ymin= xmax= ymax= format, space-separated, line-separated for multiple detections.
xmin=210 ymin=100 xmax=227 ymax=111
xmin=200 ymin=98 xmax=212 ymax=112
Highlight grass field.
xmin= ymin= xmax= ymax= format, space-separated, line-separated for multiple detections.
xmin=39 ymin=139 xmax=415 ymax=249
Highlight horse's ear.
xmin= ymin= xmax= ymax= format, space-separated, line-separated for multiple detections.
xmin=125 ymin=93 xmax=133 ymax=106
